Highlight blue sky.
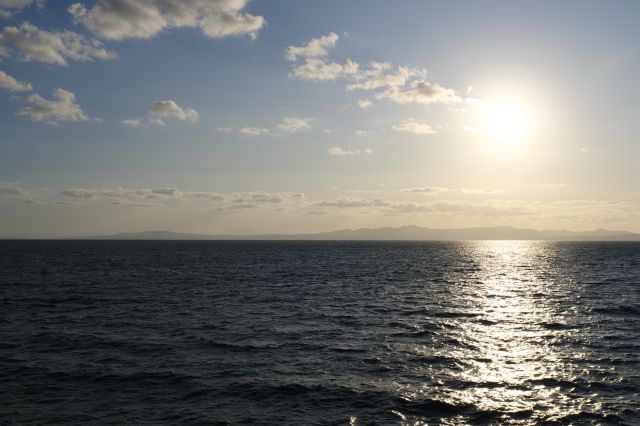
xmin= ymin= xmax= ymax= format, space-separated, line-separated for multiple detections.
xmin=1 ymin=0 xmax=639 ymax=236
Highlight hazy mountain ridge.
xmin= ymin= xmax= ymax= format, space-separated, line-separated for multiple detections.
xmin=81 ymin=226 xmax=640 ymax=241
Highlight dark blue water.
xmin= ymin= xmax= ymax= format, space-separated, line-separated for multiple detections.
xmin=1 ymin=241 xmax=639 ymax=425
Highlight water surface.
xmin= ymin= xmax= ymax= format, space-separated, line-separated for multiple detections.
xmin=1 ymin=241 xmax=638 ymax=424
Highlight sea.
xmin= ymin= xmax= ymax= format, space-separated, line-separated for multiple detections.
xmin=1 ymin=240 xmax=638 ymax=425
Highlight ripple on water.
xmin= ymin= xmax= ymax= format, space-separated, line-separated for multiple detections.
xmin=0 ymin=240 xmax=638 ymax=424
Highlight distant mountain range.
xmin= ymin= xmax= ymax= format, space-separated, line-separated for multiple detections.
xmin=80 ymin=226 xmax=640 ymax=241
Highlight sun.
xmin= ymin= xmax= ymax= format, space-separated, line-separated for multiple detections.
xmin=484 ymin=102 xmax=526 ymax=143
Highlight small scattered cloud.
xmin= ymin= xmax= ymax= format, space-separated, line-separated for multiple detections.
xmin=0 ymin=22 xmax=116 ymax=65
xmin=277 ymin=116 xmax=311 ymax=133
xmin=0 ymin=180 xmax=31 ymax=198
xmin=61 ymin=186 xmax=183 ymax=206
xmin=354 ymin=129 xmax=367 ymax=136
xmin=17 ymin=88 xmax=93 ymax=125
xmin=149 ymin=99 xmax=199 ymax=125
xmin=217 ymin=117 xmax=314 ymax=136
xmin=0 ymin=69 xmax=31 ymax=92
xmin=392 ymin=119 xmax=436 ymax=135
xmin=289 ymin=57 xmax=358 ymax=81
xmin=285 ymin=32 xmax=339 ymax=61
xmin=284 ymin=33 xmax=483 ymax=117
xmin=68 ymin=0 xmax=265 ymax=41
xmin=59 ymin=186 xmax=305 ymax=211
xmin=230 ymin=191 xmax=303 ymax=205
xmin=378 ymin=80 xmax=461 ymax=105
xmin=328 ymin=147 xmax=373 ymax=156
xmin=286 ymin=32 xmax=358 ymax=81
xmin=402 ymin=187 xmax=438 ymax=193
xmin=61 ymin=187 xmax=190 ymax=203
xmin=121 ymin=118 xmax=142 ymax=128
xmin=347 ymin=61 xmax=423 ymax=91
xmin=357 ymin=98 xmax=373 ymax=110
xmin=314 ymin=197 xmax=388 ymax=208
xmin=463 ymin=125 xmax=477 ymax=133
xmin=239 ymin=127 xmax=269 ymax=136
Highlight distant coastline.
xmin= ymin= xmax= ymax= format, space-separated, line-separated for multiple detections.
xmin=3 ymin=226 xmax=640 ymax=241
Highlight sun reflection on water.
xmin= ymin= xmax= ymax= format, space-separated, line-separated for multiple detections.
xmin=398 ymin=241 xmax=598 ymax=424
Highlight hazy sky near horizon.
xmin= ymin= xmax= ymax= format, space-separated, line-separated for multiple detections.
xmin=1 ymin=0 xmax=639 ymax=236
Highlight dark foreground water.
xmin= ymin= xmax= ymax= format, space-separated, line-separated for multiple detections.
xmin=1 ymin=241 xmax=639 ymax=425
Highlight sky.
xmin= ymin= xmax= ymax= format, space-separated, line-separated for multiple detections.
xmin=1 ymin=0 xmax=639 ymax=236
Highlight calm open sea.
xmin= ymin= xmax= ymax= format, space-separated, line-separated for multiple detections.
xmin=1 ymin=241 xmax=639 ymax=425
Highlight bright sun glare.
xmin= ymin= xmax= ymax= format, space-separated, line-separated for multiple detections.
xmin=484 ymin=102 xmax=526 ymax=143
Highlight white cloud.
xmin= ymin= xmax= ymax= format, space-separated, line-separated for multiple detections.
xmin=230 ymin=191 xmax=304 ymax=205
xmin=328 ymin=147 xmax=373 ymax=156
xmin=347 ymin=62 xmax=423 ymax=91
xmin=0 ymin=180 xmax=31 ymax=198
xmin=218 ymin=118 xmax=313 ymax=136
xmin=285 ymin=32 xmax=339 ymax=61
xmin=0 ymin=69 xmax=31 ymax=91
xmin=314 ymin=197 xmax=388 ymax=208
xmin=463 ymin=125 xmax=477 ymax=132
xmin=121 ymin=118 xmax=142 ymax=127
xmin=151 ymin=187 xmax=181 ymax=196
xmin=392 ymin=119 xmax=436 ymax=135
xmin=277 ymin=116 xmax=310 ymax=133
xmin=69 ymin=0 xmax=265 ymax=40
xmin=377 ymin=79 xmax=461 ymax=105
xmin=61 ymin=187 xmax=181 ymax=204
xmin=187 ymin=191 xmax=225 ymax=201
xmin=357 ymin=98 xmax=373 ymax=110
xmin=402 ymin=187 xmax=438 ymax=193
xmin=0 ymin=22 xmax=116 ymax=65
xmin=328 ymin=147 xmax=351 ymax=156
xmin=283 ymin=33 xmax=480 ymax=115
xmin=286 ymin=33 xmax=358 ymax=82
xmin=289 ymin=57 xmax=358 ymax=81
xmin=353 ymin=129 xmax=367 ymax=136
xmin=149 ymin=99 xmax=199 ymax=124
xmin=59 ymin=186 xmax=305 ymax=210
xmin=239 ymin=127 xmax=269 ymax=136
xmin=62 ymin=187 xmax=186 ymax=201
xmin=0 ymin=0 xmax=40 ymax=18
xmin=17 ymin=88 xmax=92 ymax=124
